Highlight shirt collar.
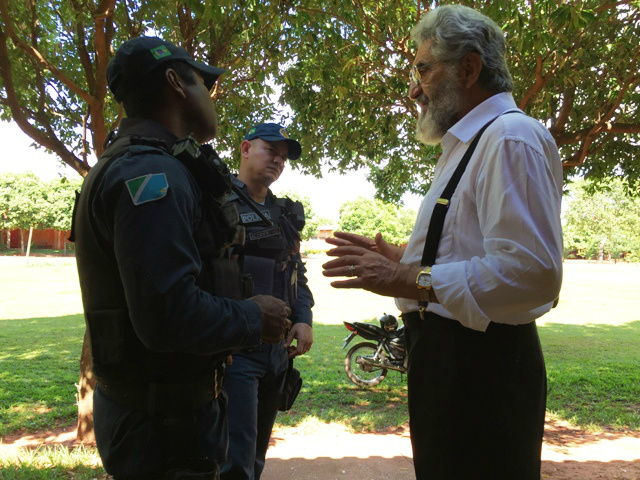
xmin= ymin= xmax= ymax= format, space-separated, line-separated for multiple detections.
xmin=116 ymin=118 xmax=179 ymax=148
xmin=447 ymin=92 xmax=519 ymax=144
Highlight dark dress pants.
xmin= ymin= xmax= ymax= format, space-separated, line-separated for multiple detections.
xmin=403 ymin=312 xmax=547 ymax=480
xmin=220 ymin=342 xmax=288 ymax=480
xmin=94 ymin=385 xmax=227 ymax=479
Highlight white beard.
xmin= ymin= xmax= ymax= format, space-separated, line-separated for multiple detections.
xmin=415 ymin=68 xmax=463 ymax=145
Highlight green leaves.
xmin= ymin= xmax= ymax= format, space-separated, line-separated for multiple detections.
xmin=0 ymin=0 xmax=638 ymax=201
xmin=563 ymin=178 xmax=640 ymax=260
xmin=0 ymin=173 xmax=81 ymax=232
xmin=338 ymin=196 xmax=416 ymax=245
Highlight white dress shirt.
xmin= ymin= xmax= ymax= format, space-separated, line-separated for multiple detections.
xmin=396 ymin=92 xmax=563 ymax=331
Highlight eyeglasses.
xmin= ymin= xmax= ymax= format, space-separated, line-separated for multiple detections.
xmin=410 ymin=61 xmax=442 ymax=85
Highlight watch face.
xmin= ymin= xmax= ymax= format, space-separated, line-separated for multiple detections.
xmin=417 ymin=273 xmax=432 ymax=288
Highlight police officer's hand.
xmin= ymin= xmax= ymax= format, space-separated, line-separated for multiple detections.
xmin=251 ymin=295 xmax=292 ymax=344
xmin=285 ymin=323 xmax=313 ymax=358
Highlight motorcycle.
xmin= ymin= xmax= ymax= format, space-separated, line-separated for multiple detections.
xmin=342 ymin=313 xmax=407 ymax=387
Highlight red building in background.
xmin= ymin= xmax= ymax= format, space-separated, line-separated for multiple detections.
xmin=1 ymin=228 xmax=71 ymax=250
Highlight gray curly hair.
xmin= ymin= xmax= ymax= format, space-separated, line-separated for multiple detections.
xmin=411 ymin=5 xmax=513 ymax=93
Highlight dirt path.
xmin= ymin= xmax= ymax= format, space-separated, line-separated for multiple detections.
xmin=2 ymin=417 xmax=639 ymax=479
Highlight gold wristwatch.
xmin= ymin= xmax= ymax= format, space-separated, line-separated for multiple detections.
xmin=416 ymin=266 xmax=432 ymax=318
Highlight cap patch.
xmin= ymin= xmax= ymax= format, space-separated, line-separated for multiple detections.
xmin=279 ymin=128 xmax=289 ymax=138
xmin=247 ymin=127 xmax=257 ymax=137
xmin=150 ymin=45 xmax=171 ymax=60
xmin=126 ymin=173 xmax=169 ymax=205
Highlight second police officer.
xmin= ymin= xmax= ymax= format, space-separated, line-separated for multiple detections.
xmin=220 ymin=124 xmax=314 ymax=480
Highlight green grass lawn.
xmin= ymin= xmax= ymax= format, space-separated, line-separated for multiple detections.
xmin=1 ymin=256 xmax=639 ymax=475
xmin=0 ymin=314 xmax=84 ymax=436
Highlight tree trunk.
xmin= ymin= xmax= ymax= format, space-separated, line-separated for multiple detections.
xmin=598 ymin=236 xmax=607 ymax=263
xmin=19 ymin=229 xmax=25 ymax=253
xmin=26 ymin=226 xmax=33 ymax=261
xmin=76 ymin=329 xmax=96 ymax=443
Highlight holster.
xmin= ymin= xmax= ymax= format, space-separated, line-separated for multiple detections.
xmin=278 ymin=358 xmax=302 ymax=412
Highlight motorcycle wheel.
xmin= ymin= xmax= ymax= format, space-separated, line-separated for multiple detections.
xmin=344 ymin=342 xmax=388 ymax=387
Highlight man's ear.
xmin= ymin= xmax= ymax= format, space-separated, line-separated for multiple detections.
xmin=461 ymin=52 xmax=483 ymax=89
xmin=240 ymin=139 xmax=252 ymax=159
xmin=165 ymin=69 xmax=187 ymax=99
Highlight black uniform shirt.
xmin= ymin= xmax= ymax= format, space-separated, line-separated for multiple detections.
xmin=230 ymin=176 xmax=314 ymax=327
xmin=83 ymin=119 xmax=262 ymax=358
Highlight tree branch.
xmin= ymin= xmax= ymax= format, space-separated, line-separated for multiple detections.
xmin=0 ymin=0 xmax=92 ymax=103
xmin=89 ymin=0 xmax=117 ymax=157
xmin=555 ymin=123 xmax=640 ymax=147
xmin=549 ymin=85 xmax=575 ymax=136
xmin=0 ymin=25 xmax=88 ymax=175
xmin=519 ymin=55 xmax=549 ymax=110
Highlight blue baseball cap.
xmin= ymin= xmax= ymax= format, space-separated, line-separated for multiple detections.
xmin=243 ymin=123 xmax=302 ymax=160
xmin=107 ymin=36 xmax=225 ymax=94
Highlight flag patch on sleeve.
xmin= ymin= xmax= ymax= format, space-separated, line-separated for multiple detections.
xmin=125 ymin=174 xmax=169 ymax=205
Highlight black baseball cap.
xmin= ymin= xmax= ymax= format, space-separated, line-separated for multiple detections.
xmin=106 ymin=36 xmax=225 ymax=94
xmin=243 ymin=123 xmax=302 ymax=160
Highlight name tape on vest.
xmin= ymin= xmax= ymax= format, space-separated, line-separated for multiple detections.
xmin=241 ymin=211 xmax=272 ymax=224
xmin=247 ymin=227 xmax=282 ymax=242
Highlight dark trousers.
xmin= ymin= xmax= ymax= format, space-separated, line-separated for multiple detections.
xmin=403 ymin=312 xmax=547 ymax=480
xmin=220 ymin=342 xmax=288 ymax=480
xmin=94 ymin=385 xmax=227 ymax=479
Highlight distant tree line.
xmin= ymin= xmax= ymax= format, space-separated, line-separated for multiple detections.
xmin=563 ymin=178 xmax=640 ymax=262
xmin=4 ymin=173 xmax=639 ymax=262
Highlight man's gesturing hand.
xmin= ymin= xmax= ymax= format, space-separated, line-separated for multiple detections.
xmin=322 ymin=244 xmax=415 ymax=299
xmin=251 ymin=295 xmax=292 ymax=344
xmin=325 ymin=231 xmax=404 ymax=262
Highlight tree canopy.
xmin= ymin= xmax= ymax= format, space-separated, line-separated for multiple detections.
xmin=0 ymin=172 xmax=48 ymax=231
xmin=1 ymin=0 xmax=638 ymax=201
xmin=338 ymin=196 xmax=416 ymax=245
xmin=0 ymin=172 xmax=81 ymax=232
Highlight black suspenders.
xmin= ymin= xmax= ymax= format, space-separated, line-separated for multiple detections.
xmin=420 ymin=111 xmax=523 ymax=268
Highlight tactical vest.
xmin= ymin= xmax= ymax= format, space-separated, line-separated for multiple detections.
xmin=72 ymin=135 xmax=243 ymax=384
xmin=229 ymin=189 xmax=305 ymax=304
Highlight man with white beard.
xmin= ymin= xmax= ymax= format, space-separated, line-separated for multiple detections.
xmin=322 ymin=5 xmax=563 ymax=479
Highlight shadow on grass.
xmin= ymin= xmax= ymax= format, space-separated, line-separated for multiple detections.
xmin=280 ymin=323 xmax=409 ymax=432
xmin=2 ymin=317 xmax=639 ymax=438
xmin=539 ymin=321 xmax=640 ymax=431
xmin=0 ymin=315 xmax=85 ymax=437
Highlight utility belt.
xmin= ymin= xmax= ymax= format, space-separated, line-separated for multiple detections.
xmin=96 ymin=363 xmax=226 ymax=416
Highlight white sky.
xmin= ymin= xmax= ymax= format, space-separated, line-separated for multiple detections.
xmin=0 ymin=121 xmax=423 ymax=222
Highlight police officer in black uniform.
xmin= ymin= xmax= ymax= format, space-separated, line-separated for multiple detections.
xmin=71 ymin=37 xmax=291 ymax=480
xmin=220 ymin=124 xmax=314 ymax=480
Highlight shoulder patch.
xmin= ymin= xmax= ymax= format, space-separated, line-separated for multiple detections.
xmin=125 ymin=173 xmax=169 ymax=205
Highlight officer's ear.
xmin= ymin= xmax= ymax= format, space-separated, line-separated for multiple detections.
xmin=165 ymin=68 xmax=187 ymax=99
xmin=240 ymin=139 xmax=252 ymax=160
